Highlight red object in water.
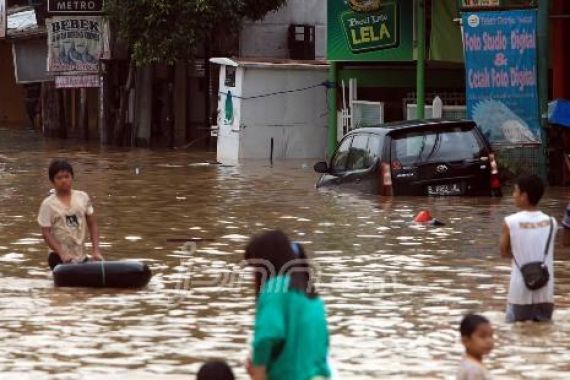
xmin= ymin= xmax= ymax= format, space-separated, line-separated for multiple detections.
xmin=414 ymin=210 xmax=433 ymax=223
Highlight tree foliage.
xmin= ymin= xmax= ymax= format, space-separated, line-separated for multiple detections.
xmin=105 ymin=0 xmax=288 ymax=65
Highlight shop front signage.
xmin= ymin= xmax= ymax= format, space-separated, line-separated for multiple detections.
xmin=48 ymin=0 xmax=104 ymax=14
xmin=463 ymin=10 xmax=540 ymax=145
xmin=47 ymin=16 xmax=108 ymax=73
xmin=328 ymin=0 xmax=413 ymax=62
xmin=55 ymin=74 xmax=100 ymax=88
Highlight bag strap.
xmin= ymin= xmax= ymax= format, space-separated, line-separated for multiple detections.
xmin=542 ymin=217 xmax=554 ymax=264
xmin=512 ymin=217 xmax=554 ymax=269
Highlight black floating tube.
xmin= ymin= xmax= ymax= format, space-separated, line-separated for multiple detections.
xmin=53 ymin=261 xmax=152 ymax=289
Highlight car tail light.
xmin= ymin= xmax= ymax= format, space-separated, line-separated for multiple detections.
xmin=489 ymin=153 xmax=501 ymax=190
xmin=391 ymin=160 xmax=402 ymax=170
xmin=380 ymin=162 xmax=393 ymax=195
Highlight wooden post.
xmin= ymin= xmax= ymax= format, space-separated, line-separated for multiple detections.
xmin=114 ymin=60 xmax=135 ymax=145
xmin=166 ymin=65 xmax=174 ymax=147
xmin=204 ymin=47 xmax=212 ymax=144
xmin=99 ymin=70 xmax=110 ymax=144
xmin=173 ymin=61 xmax=187 ymax=146
xmin=41 ymin=81 xmax=65 ymax=138
xmin=80 ymin=88 xmax=89 ymax=140
xmin=133 ymin=66 xmax=153 ymax=147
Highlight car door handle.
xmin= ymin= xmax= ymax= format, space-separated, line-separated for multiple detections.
xmin=355 ymin=178 xmax=361 ymax=183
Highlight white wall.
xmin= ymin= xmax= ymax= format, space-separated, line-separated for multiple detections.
xmin=239 ymin=67 xmax=328 ymax=160
xmin=240 ymin=0 xmax=327 ymax=59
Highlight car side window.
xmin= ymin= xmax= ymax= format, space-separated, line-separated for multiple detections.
xmin=347 ymin=134 xmax=370 ymax=170
xmin=331 ymin=136 xmax=353 ymax=172
xmin=367 ymin=135 xmax=382 ymax=163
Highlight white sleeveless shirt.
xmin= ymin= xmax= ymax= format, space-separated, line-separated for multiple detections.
xmin=505 ymin=211 xmax=557 ymax=305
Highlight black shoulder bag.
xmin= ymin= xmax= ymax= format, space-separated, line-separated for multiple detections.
xmin=514 ymin=218 xmax=554 ymax=291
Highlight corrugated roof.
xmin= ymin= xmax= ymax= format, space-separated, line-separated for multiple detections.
xmin=210 ymin=57 xmax=328 ymax=70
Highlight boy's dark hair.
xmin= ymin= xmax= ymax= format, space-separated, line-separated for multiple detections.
xmin=49 ymin=160 xmax=74 ymax=181
xmin=197 ymin=360 xmax=234 ymax=380
xmin=245 ymin=230 xmax=318 ymax=299
xmin=516 ymin=174 xmax=544 ymax=206
xmin=460 ymin=314 xmax=490 ymax=338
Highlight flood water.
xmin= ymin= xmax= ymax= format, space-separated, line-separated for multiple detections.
xmin=1 ymin=128 xmax=570 ymax=379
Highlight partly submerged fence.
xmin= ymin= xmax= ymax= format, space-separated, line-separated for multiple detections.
xmin=493 ymin=143 xmax=546 ymax=182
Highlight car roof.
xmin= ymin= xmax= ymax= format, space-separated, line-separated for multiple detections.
xmin=346 ymin=119 xmax=477 ymax=137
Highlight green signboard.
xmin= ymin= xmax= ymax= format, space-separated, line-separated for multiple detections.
xmin=328 ymin=0 xmax=414 ymax=62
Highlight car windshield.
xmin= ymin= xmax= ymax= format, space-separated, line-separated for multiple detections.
xmin=331 ymin=136 xmax=353 ymax=171
xmin=391 ymin=127 xmax=483 ymax=165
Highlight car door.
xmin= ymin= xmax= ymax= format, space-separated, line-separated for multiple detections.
xmin=367 ymin=134 xmax=383 ymax=193
xmin=342 ymin=133 xmax=379 ymax=192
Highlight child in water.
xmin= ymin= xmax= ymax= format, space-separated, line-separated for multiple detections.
xmin=38 ymin=160 xmax=104 ymax=269
xmin=245 ymin=230 xmax=330 ymax=380
xmin=197 ymin=360 xmax=234 ymax=380
xmin=456 ymin=314 xmax=494 ymax=380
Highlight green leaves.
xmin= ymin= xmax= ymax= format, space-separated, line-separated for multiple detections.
xmin=105 ymin=0 xmax=287 ymax=66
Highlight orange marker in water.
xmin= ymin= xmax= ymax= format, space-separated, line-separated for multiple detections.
xmin=414 ymin=210 xmax=445 ymax=226
xmin=414 ymin=210 xmax=433 ymax=223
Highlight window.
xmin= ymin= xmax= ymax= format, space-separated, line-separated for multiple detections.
xmin=391 ymin=127 xmax=482 ymax=164
xmin=367 ymin=135 xmax=383 ymax=162
xmin=225 ymin=66 xmax=236 ymax=87
xmin=347 ymin=134 xmax=370 ymax=170
xmin=331 ymin=136 xmax=353 ymax=172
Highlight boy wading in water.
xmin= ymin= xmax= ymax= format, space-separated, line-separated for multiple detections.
xmin=38 ymin=160 xmax=104 ymax=269
xmin=456 ymin=314 xmax=494 ymax=380
xmin=500 ymin=175 xmax=556 ymax=322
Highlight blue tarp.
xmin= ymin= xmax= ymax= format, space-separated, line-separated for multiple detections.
xmin=548 ymin=99 xmax=570 ymax=128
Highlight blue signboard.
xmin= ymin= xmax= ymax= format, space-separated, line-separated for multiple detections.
xmin=462 ymin=10 xmax=540 ymax=145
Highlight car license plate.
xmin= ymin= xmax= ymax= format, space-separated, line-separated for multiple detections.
xmin=427 ymin=183 xmax=463 ymax=196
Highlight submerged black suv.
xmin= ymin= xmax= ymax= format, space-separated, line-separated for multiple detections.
xmin=314 ymin=120 xmax=502 ymax=196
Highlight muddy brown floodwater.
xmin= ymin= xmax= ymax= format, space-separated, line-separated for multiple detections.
xmin=1 ymin=128 xmax=570 ymax=379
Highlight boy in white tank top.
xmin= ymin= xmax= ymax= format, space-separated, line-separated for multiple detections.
xmin=500 ymin=175 xmax=557 ymax=323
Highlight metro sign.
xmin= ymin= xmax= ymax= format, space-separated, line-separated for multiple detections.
xmin=48 ymin=0 xmax=104 ymax=13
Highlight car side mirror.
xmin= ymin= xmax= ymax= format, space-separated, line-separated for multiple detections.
xmin=313 ymin=161 xmax=329 ymax=174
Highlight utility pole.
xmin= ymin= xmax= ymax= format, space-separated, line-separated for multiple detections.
xmin=416 ymin=0 xmax=426 ymax=119
xmin=327 ymin=62 xmax=338 ymax=157
xmin=537 ymin=0 xmax=550 ymax=178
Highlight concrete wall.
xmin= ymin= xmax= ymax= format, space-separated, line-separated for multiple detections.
xmin=240 ymin=0 xmax=327 ymax=59
xmin=0 ymin=41 xmax=27 ymax=127
xmin=239 ymin=67 xmax=328 ymax=160
xmin=216 ymin=65 xmax=245 ymax=164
